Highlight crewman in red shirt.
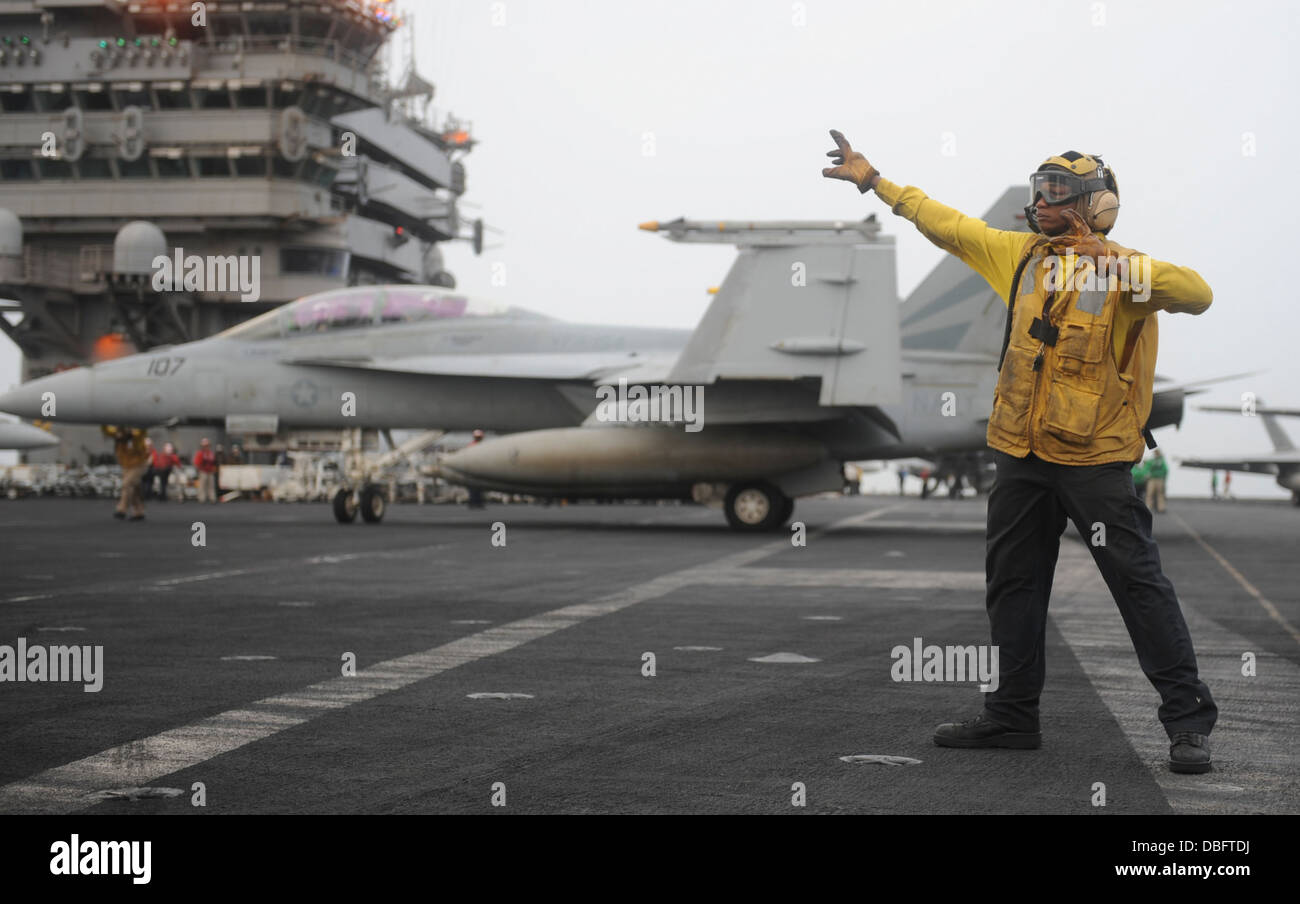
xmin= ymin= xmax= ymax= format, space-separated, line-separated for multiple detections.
xmin=193 ymin=437 xmax=219 ymax=504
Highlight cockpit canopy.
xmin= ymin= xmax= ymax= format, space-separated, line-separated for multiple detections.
xmin=216 ymin=285 xmax=545 ymax=341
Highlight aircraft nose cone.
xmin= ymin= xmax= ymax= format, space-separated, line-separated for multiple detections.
xmin=441 ymin=439 xmax=508 ymax=483
xmin=0 ymin=368 xmax=93 ymax=420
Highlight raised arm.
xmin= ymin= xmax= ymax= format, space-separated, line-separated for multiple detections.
xmin=822 ymin=130 xmax=1032 ymax=304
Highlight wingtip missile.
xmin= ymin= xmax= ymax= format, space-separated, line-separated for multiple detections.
xmin=638 ymin=216 xmax=883 ymax=245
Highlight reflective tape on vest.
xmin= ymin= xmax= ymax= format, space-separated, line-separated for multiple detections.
xmin=1020 ymin=256 xmax=1040 ymax=296
xmin=1075 ymin=289 xmax=1107 ymax=315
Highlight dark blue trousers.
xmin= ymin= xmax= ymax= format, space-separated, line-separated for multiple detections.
xmin=982 ymin=450 xmax=1217 ymax=738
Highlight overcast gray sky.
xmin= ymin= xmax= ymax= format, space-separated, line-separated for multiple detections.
xmin=4 ymin=0 xmax=1297 ymax=495
xmin=423 ymin=0 xmax=1299 ymax=497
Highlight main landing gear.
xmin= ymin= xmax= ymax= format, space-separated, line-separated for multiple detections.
xmin=333 ymin=485 xmax=387 ymax=524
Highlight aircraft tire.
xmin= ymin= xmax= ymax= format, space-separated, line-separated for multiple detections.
xmin=724 ymin=482 xmax=786 ymax=532
xmin=333 ymin=488 xmax=358 ymax=523
xmin=360 ymin=485 xmax=386 ymax=523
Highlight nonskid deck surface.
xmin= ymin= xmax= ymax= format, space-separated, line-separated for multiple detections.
xmin=0 ymin=496 xmax=1295 ymax=815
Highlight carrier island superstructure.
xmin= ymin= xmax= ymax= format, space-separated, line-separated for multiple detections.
xmin=0 ymin=0 xmax=480 ymax=462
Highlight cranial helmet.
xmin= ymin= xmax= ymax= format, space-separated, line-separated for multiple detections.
xmin=1025 ymin=151 xmax=1120 ymax=235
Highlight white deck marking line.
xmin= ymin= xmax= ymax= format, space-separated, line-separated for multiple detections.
xmin=1170 ymin=512 xmax=1300 ymax=648
xmin=832 ymin=520 xmax=985 ymax=532
xmin=0 ymin=505 xmax=902 ymax=814
xmin=1050 ymin=538 xmax=1300 ymax=814
xmin=152 ymin=546 xmax=452 ymax=587
xmin=2 ymin=594 xmax=52 ymax=604
xmin=5 ymin=544 xmax=453 ymax=601
xmin=697 ymin=568 xmax=983 ymax=590
xmin=154 ymin=569 xmax=255 ymax=586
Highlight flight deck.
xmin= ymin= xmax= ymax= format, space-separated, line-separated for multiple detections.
xmin=0 ymin=495 xmax=1294 ymax=815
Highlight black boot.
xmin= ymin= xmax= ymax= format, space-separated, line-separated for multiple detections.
xmin=1168 ymin=732 xmax=1212 ymax=774
xmin=934 ymin=713 xmax=1041 ymax=749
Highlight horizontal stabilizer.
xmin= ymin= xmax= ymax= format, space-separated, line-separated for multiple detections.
xmin=1197 ymin=401 xmax=1297 ymax=452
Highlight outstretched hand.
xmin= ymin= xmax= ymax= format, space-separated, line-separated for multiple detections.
xmin=822 ymin=129 xmax=879 ymax=192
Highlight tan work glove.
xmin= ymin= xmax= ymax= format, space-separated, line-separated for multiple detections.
xmin=822 ymin=130 xmax=880 ymax=193
xmin=1051 ymin=208 xmax=1109 ymax=261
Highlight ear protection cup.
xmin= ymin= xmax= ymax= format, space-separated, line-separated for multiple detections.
xmin=1083 ymin=167 xmax=1119 ymax=233
xmin=1084 ymin=189 xmax=1119 ymax=233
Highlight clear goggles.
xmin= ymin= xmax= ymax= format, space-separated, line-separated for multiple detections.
xmin=1029 ymin=170 xmax=1104 ymax=205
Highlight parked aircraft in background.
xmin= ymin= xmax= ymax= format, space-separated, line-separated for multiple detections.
xmin=0 ymin=286 xmax=687 ymax=434
xmin=1179 ymin=404 xmax=1300 ymax=505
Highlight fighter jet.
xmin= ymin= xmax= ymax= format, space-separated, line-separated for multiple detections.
xmin=0 ymin=418 xmax=57 ymax=450
xmin=0 ymin=286 xmax=688 ymax=434
xmin=0 ymin=284 xmax=693 ymax=518
xmin=438 ymin=193 xmax=1216 ymax=530
xmin=1178 ymin=404 xmax=1300 ymax=505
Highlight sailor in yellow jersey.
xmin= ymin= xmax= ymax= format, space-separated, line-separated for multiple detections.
xmin=823 ymin=131 xmax=1215 ymax=774
xmin=102 ymin=424 xmax=150 ymax=521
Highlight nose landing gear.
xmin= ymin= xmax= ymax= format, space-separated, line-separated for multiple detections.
xmin=723 ymin=482 xmax=794 ymax=532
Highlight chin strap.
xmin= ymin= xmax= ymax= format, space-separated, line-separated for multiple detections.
xmin=1023 ymin=204 xmax=1041 ymax=233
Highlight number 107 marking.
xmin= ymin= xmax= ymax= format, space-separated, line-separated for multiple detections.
xmin=146 ymin=356 xmax=185 ymax=377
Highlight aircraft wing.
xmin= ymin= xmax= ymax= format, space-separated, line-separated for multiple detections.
xmin=1177 ymin=453 xmax=1300 ymax=474
xmin=1198 ymin=405 xmax=1300 ymax=418
xmin=282 ymin=351 xmax=672 ymax=382
xmin=1145 ymin=374 xmax=1257 ymax=429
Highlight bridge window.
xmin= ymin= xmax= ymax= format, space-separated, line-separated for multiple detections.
xmin=273 ymin=82 xmax=302 ymax=108
xmin=196 ymin=156 xmax=232 ymax=177
xmin=232 ymin=151 xmax=268 ymax=177
xmin=194 ymin=85 xmax=233 ymax=110
xmin=281 ymin=247 xmax=347 ymax=278
xmin=73 ymin=86 xmax=113 ymax=111
xmin=153 ymin=83 xmax=192 ymax=110
xmin=75 ymin=157 xmax=113 ymax=180
xmin=111 ymin=84 xmax=151 ymax=111
xmin=0 ymin=88 xmax=34 ymax=113
xmin=236 ymin=84 xmax=269 ymax=108
xmin=117 ymin=157 xmax=152 ymax=178
xmin=33 ymin=85 xmax=74 ymax=112
xmin=0 ymin=159 xmax=34 ymax=179
xmin=36 ymin=159 xmax=73 ymax=179
xmin=154 ymin=155 xmax=190 ymax=178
